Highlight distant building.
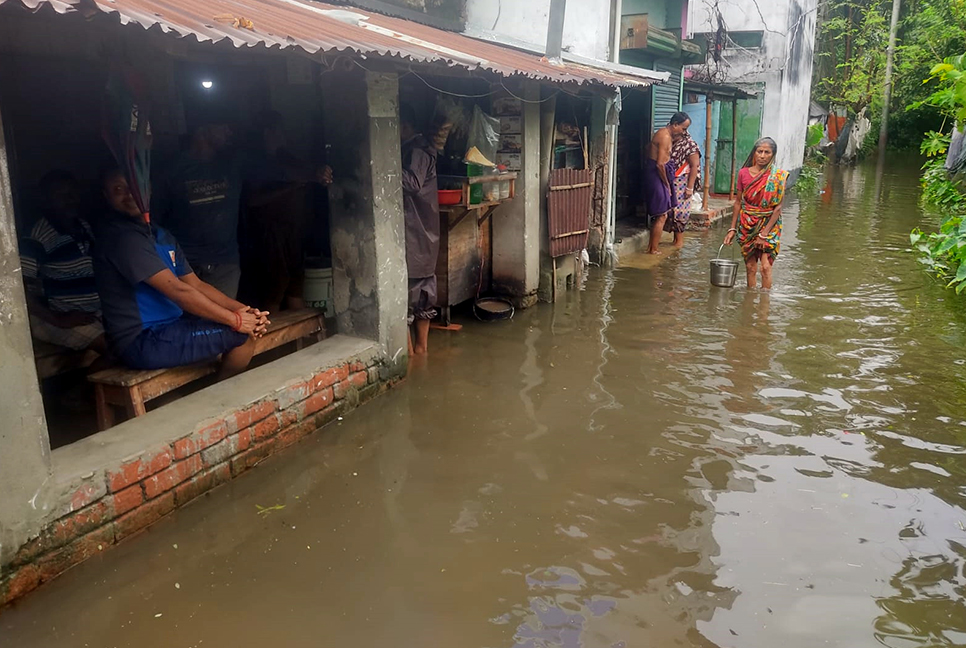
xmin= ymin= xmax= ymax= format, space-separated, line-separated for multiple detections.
xmin=688 ymin=0 xmax=819 ymax=175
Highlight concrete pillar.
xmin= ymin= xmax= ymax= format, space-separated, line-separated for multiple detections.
xmin=537 ymin=95 xmax=557 ymax=303
xmin=321 ymin=70 xmax=408 ymax=373
xmin=0 ymin=104 xmax=52 ymax=566
xmin=492 ymin=82 xmax=541 ymax=308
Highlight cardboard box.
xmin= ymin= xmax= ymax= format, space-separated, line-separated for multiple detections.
xmin=496 ymin=151 xmax=522 ymax=171
xmin=493 ymin=97 xmax=523 ymax=116
xmin=500 ymin=116 xmax=522 ymax=134
xmin=500 ymin=133 xmax=523 ymax=151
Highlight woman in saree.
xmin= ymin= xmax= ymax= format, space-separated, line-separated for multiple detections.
xmin=664 ymin=129 xmax=701 ymax=247
xmin=723 ymin=137 xmax=787 ymax=289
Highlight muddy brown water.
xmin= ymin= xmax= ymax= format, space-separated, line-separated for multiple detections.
xmin=3 ymin=162 xmax=966 ymax=647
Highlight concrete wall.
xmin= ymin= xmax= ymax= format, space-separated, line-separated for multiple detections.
xmin=0 ymin=102 xmax=52 ymax=572
xmin=465 ymin=0 xmax=615 ymax=61
xmin=688 ymin=0 xmax=818 ymax=173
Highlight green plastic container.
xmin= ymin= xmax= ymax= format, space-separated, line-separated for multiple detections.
xmin=469 ymin=184 xmax=484 ymax=205
xmin=467 ymin=164 xmax=487 ymax=177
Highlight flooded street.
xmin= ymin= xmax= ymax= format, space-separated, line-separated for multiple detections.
xmin=3 ymin=161 xmax=966 ymax=647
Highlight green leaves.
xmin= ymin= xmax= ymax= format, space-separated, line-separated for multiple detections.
xmin=920 ymin=131 xmax=952 ymax=156
xmin=912 ymin=158 xmax=966 ymax=291
xmin=806 ymin=123 xmax=825 ymax=148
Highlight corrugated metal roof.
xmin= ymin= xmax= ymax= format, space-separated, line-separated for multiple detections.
xmin=2 ymin=0 xmax=665 ymax=89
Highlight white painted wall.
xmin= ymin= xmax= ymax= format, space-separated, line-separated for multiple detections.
xmin=688 ymin=0 xmax=818 ymax=173
xmin=465 ymin=0 xmax=615 ymax=62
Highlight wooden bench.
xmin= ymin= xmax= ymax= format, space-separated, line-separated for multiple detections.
xmin=34 ymin=341 xmax=99 ymax=380
xmin=88 ymin=309 xmax=325 ymax=431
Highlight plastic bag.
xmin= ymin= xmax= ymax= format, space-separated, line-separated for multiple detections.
xmin=467 ymin=105 xmax=500 ymax=166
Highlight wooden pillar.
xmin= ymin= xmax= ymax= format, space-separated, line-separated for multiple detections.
xmin=703 ymin=96 xmax=712 ymax=209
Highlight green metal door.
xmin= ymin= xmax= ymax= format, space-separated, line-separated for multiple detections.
xmin=713 ymin=95 xmax=763 ymax=194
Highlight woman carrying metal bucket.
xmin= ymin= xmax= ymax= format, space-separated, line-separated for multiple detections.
xmin=723 ymin=137 xmax=788 ymax=289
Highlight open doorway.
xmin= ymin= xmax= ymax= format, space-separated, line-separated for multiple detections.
xmin=614 ymin=87 xmax=653 ymax=238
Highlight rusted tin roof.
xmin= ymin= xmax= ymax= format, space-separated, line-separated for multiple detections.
xmin=3 ymin=0 xmax=665 ymax=89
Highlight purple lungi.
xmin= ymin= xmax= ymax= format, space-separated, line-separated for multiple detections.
xmin=643 ymin=158 xmax=678 ymax=219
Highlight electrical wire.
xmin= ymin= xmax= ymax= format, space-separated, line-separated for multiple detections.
xmin=498 ymin=81 xmax=563 ymax=104
xmin=343 ymin=51 xmax=593 ymax=105
xmin=409 ymin=68 xmax=499 ymax=98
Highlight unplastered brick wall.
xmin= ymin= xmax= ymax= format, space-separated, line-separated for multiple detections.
xmin=1 ymin=358 xmax=395 ymax=607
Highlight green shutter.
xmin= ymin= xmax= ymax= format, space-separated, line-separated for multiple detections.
xmin=651 ymin=61 xmax=683 ymax=131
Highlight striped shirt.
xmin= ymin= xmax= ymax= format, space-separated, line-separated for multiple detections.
xmin=20 ymin=217 xmax=100 ymax=314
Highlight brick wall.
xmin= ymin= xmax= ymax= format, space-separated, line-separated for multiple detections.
xmin=0 ymin=358 xmax=396 ymax=607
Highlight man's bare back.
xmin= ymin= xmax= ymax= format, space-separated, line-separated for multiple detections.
xmin=647 ymin=126 xmax=672 ymax=189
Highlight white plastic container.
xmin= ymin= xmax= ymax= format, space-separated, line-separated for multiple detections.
xmin=303 ymin=267 xmax=335 ymax=318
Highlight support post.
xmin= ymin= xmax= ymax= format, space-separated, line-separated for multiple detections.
xmin=321 ymin=70 xmax=408 ymax=371
xmin=0 ymin=98 xmax=53 ymax=567
xmin=546 ymin=0 xmax=567 ymax=62
xmin=703 ymin=96 xmax=712 ymax=210
xmin=730 ymin=97 xmax=738 ymax=201
xmin=492 ymin=82 xmax=541 ymax=307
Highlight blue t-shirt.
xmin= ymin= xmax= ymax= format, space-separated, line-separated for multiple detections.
xmin=93 ymin=214 xmax=193 ymax=354
xmin=153 ymin=152 xmax=242 ymax=266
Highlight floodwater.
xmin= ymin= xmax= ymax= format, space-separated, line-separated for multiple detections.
xmin=3 ymin=161 xmax=966 ymax=647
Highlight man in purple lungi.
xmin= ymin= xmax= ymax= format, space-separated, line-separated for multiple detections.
xmin=643 ymin=112 xmax=692 ymax=254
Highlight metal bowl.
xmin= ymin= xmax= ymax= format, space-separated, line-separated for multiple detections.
xmin=473 ymin=297 xmax=515 ymax=321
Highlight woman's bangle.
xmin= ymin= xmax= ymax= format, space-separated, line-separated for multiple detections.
xmin=233 ymin=311 xmax=243 ymax=332
xmin=758 ymin=232 xmax=769 ymax=239
xmin=727 ymin=228 xmax=737 ymax=233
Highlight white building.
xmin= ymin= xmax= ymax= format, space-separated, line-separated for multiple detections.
xmin=688 ymin=0 xmax=819 ymax=174
xmin=464 ymin=0 xmax=621 ymax=64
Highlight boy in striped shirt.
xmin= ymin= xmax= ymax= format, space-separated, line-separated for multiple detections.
xmin=19 ymin=170 xmax=106 ymax=354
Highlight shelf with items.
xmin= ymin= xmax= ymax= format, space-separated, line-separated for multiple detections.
xmin=438 ymin=172 xmax=517 ymax=229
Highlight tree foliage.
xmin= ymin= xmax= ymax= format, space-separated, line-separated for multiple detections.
xmin=813 ymin=0 xmax=966 ymax=149
xmin=910 ymin=55 xmax=966 ymax=291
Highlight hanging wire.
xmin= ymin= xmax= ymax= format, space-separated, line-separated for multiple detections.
xmin=344 ymin=55 xmax=595 ymax=105
xmin=408 ymin=68 xmax=499 ymax=98
xmin=498 ymin=80 xmax=563 ymax=104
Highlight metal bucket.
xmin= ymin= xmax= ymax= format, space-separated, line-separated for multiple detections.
xmin=710 ymin=244 xmax=739 ymax=288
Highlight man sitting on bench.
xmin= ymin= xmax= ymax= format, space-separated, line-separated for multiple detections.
xmin=94 ymin=169 xmax=269 ymax=379
xmin=20 ymin=170 xmax=107 ymax=355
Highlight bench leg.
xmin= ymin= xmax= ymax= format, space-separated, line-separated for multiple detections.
xmin=94 ymin=384 xmax=114 ymax=431
xmin=125 ymin=386 xmax=147 ymax=419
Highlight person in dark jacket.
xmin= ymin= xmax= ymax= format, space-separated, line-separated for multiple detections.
xmin=400 ymin=103 xmax=439 ymax=356
xmin=152 ymin=119 xmax=244 ymax=298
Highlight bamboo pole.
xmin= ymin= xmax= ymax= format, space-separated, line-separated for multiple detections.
xmin=703 ymin=96 xmax=712 ymax=209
